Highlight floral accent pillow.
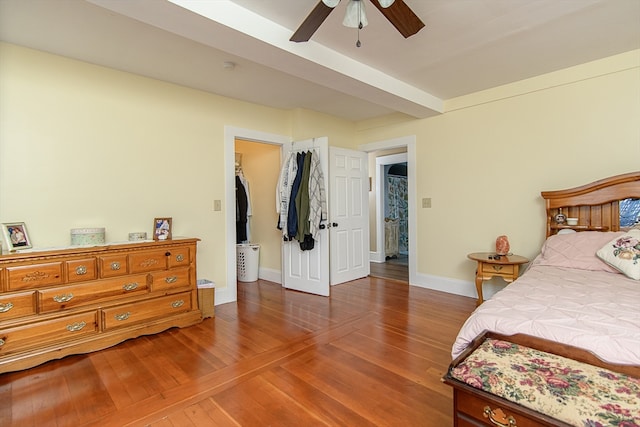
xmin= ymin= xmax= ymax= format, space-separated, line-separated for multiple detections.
xmin=596 ymin=229 xmax=640 ymax=280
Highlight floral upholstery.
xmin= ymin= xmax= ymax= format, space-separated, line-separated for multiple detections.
xmin=450 ymin=338 xmax=640 ymax=427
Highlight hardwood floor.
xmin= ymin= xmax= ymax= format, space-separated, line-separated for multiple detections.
xmin=0 ymin=277 xmax=476 ymax=427
xmin=369 ymin=255 xmax=409 ymax=282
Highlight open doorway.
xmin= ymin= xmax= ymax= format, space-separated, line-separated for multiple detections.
xmin=369 ymin=152 xmax=409 ymax=282
xmin=360 ymin=136 xmax=416 ymax=285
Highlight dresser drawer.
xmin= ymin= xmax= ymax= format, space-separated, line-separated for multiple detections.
xmin=99 ymin=254 xmax=129 ymax=278
xmin=481 ymin=263 xmax=514 ymax=275
xmin=0 ymin=311 xmax=98 ymax=354
xmin=65 ymin=258 xmax=97 ymax=283
xmin=128 ymin=249 xmax=169 ymax=273
xmin=38 ymin=273 xmax=150 ymax=313
xmin=5 ymin=262 xmax=64 ymax=291
xmin=150 ymin=267 xmax=191 ymax=292
xmin=102 ymin=291 xmax=192 ymax=331
xmin=455 ymin=389 xmax=544 ymax=427
xmin=168 ymin=246 xmax=191 ymax=268
xmin=0 ymin=291 xmax=36 ymax=321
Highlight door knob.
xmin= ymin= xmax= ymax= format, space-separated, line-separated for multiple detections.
xmin=332 ymin=222 xmax=338 ymax=227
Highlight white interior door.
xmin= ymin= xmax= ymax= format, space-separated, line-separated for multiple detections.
xmin=281 ymin=137 xmax=330 ymax=296
xmin=329 ymin=147 xmax=369 ymax=285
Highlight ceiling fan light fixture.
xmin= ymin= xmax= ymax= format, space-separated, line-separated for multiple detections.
xmin=343 ymin=0 xmax=367 ymax=29
xmin=377 ymin=0 xmax=395 ymax=8
xmin=321 ymin=0 xmax=340 ymax=8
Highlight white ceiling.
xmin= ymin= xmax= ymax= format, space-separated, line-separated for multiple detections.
xmin=1 ymin=0 xmax=639 ymax=121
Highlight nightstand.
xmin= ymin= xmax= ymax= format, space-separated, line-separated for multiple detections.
xmin=467 ymin=252 xmax=529 ymax=306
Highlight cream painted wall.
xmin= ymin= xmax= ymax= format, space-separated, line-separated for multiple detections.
xmin=289 ymin=108 xmax=357 ymax=148
xmin=1 ymin=41 xmax=638 ymax=303
xmin=0 ymin=43 xmax=355 ymax=298
xmin=234 ymin=139 xmax=281 ymax=273
xmin=0 ymin=42 xmax=355 ymax=300
xmin=356 ymin=50 xmax=640 ymax=296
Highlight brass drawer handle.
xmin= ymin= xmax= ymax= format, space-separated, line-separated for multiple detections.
xmin=171 ymin=300 xmax=185 ymax=308
xmin=53 ymin=293 xmax=74 ymax=303
xmin=110 ymin=261 xmax=121 ymax=271
xmin=0 ymin=338 xmax=5 ymax=347
xmin=484 ymin=406 xmax=517 ymax=427
xmin=492 ymin=265 xmax=503 ymax=272
xmin=176 ymin=254 xmax=184 ymax=262
xmin=66 ymin=321 xmax=87 ymax=332
xmin=165 ymin=276 xmax=178 ymax=284
xmin=122 ymin=282 xmax=139 ymax=291
xmin=0 ymin=302 xmax=14 ymax=313
xmin=114 ymin=312 xmax=131 ymax=321
xmin=75 ymin=265 xmax=87 ymax=275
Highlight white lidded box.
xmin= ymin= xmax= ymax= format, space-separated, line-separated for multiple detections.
xmin=70 ymin=228 xmax=105 ymax=245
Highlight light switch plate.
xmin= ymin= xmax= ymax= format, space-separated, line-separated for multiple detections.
xmin=422 ymin=198 xmax=431 ymax=208
xmin=214 ymin=200 xmax=222 ymax=211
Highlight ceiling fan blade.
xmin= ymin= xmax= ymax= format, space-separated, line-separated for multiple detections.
xmin=290 ymin=1 xmax=335 ymax=42
xmin=369 ymin=0 xmax=424 ymax=38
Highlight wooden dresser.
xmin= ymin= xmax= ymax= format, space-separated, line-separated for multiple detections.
xmin=0 ymin=237 xmax=202 ymax=373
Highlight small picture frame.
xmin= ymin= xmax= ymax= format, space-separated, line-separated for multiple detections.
xmin=153 ymin=217 xmax=172 ymax=241
xmin=2 ymin=222 xmax=32 ymax=251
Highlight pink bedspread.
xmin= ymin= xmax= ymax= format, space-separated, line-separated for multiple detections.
xmin=452 ymin=259 xmax=640 ymax=366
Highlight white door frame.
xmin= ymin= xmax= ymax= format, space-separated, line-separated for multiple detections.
xmin=221 ymin=126 xmax=290 ymax=305
xmin=376 ymin=152 xmax=408 ymax=262
xmin=359 ymin=136 xmax=417 ymax=285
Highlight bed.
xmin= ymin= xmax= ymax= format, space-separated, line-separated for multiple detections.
xmin=443 ymin=172 xmax=640 ymax=426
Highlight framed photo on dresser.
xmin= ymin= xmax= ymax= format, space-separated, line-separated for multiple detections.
xmin=153 ymin=217 xmax=172 ymax=241
xmin=2 ymin=222 xmax=32 ymax=251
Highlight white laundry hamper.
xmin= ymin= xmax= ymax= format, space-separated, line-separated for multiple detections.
xmin=236 ymin=243 xmax=260 ymax=282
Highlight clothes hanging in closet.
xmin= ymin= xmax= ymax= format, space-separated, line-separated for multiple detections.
xmin=236 ymin=175 xmax=248 ymax=243
xmin=236 ymin=162 xmax=252 ymax=243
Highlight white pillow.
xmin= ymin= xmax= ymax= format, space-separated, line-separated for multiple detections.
xmin=596 ymin=229 xmax=640 ymax=280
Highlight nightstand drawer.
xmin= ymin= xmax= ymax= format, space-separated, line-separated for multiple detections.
xmin=481 ymin=263 xmax=514 ymax=275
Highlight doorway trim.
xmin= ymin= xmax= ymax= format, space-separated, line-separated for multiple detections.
xmin=359 ymin=136 xmax=417 ymax=285
xmin=221 ymin=126 xmax=289 ymax=305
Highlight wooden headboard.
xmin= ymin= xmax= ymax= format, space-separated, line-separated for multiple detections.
xmin=541 ymin=171 xmax=640 ymax=237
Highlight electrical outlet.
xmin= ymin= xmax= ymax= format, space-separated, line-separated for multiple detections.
xmin=422 ymin=198 xmax=432 ymax=208
xmin=214 ymin=200 xmax=222 ymax=211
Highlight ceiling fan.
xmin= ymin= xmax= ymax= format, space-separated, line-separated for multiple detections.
xmin=290 ymin=0 xmax=425 ymax=44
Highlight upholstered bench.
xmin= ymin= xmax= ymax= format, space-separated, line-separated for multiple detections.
xmin=443 ymin=335 xmax=640 ymax=427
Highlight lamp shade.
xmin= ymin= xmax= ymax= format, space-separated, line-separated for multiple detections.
xmin=378 ymin=0 xmax=395 ymax=7
xmin=343 ymin=0 xmax=367 ymax=28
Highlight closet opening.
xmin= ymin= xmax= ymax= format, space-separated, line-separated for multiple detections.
xmin=233 ymin=138 xmax=282 ymax=285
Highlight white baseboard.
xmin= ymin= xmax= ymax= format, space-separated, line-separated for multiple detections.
xmin=369 ymin=251 xmax=385 ymax=263
xmin=410 ymin=271 xmax=505 ymax=301
xmin=259 ymin=267 xmax=282 ymax=284
xmin=216 ymin=266 xmax=504 ymax=305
